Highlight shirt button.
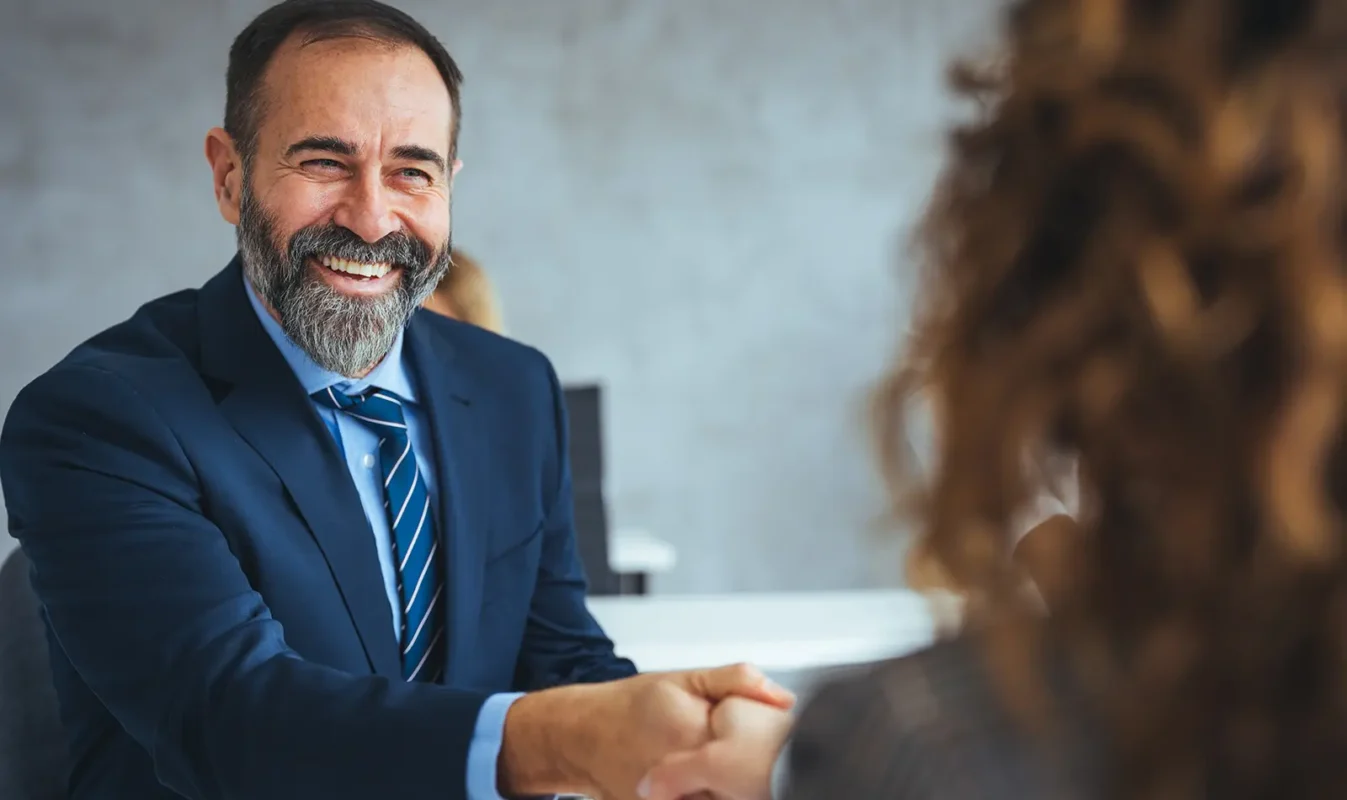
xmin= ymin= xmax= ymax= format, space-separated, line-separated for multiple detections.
xmin=362 ymin=453 xmax=377 ymax=469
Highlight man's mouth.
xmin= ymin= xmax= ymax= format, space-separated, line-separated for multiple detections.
xmin=317 ymin=254 xmax=394 ymax=280
xmin=307 ymin=254 xmax=405 ymax=297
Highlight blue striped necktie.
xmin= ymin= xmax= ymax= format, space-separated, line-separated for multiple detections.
xmin=313 ymin=386 xmax=446 ymax=683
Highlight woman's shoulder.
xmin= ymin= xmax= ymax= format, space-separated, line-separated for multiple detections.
xmin=789 ymin=638 xmax=994 ymax=762
xmin=784 ymin=637 xmax=1100 ymax=800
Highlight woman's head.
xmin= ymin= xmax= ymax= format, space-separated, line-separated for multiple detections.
xmin=879 ymin=0 xmax=1347 ymax=793
xmin=423 ymin=248 xmax=505 ymax=333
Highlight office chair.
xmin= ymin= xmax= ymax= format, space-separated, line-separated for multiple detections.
xmin=562 ymin=385 xmax=625 ymax=596
xmin=0 ymin=547 xmax=68 ymax=799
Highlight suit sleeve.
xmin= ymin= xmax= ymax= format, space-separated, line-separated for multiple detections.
xmin=510 ymin=353 xmax=637 ymax=689
xmin=0 ymin=364 xmax=489 ymax=800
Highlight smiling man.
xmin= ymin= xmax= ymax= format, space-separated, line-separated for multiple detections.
xmin=0 ymin=2 xmax=791 ymax=799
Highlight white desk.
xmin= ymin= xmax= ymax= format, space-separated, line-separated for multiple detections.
xmin=587 ymin=590 xmax=950 ymax=673
xmin=608 ymin=528 xmax=677 ymax=575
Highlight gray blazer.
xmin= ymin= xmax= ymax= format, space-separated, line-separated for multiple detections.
xmin=783 ymin=638 xmax=1102 ymax=800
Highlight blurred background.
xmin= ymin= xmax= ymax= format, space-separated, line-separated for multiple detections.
xmin=0 ymin=0 xmax=990 ymax=597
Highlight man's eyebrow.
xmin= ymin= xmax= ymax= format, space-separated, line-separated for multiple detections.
xmin=284 ymin=137 xmax=447 ymax=174
xmin=390 ymin=144 xmax=447 ymax=174
xmin=285 ymin=136 xmax=357 ymax=158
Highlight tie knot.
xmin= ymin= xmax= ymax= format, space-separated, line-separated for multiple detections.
xmin=311 ymin=386 xmax=409 ymax=431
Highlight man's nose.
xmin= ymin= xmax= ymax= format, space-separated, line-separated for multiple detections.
xmin=331 ymin=173 xmax=400 ymax=244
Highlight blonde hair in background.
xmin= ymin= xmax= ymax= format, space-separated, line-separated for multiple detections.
xmin=425 ymin=249 xmax=505 ymax=334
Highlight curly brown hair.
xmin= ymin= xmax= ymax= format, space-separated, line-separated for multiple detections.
xmin=876 ymin=0 xmax=1347 ymax=796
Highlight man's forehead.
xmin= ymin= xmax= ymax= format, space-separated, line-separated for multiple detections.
xmin=257 ymin=35 xmax=454 ymax=146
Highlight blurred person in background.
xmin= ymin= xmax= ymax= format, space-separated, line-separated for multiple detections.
xmin=640 ymin=0 xmax=1347 ymax=797
xmin=422 ymin=248 xmax=506 ymax=333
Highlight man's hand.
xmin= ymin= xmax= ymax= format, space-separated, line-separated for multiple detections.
xmin=636 ymin=696 xmax=795 ymax=800
xmin=498 ymin=663 xmax=794 ymax=800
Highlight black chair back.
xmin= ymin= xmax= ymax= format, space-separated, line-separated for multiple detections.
xmin=562 ymin=386 xmax=621 ymax=596
xmin=0 ymin=547 xmax=69 ymax=799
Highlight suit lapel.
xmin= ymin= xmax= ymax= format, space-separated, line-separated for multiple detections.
xmin=405 ymin=314 xmax=487 ymax=684
xmin=198 ymin=259 xmax=402 ymax=678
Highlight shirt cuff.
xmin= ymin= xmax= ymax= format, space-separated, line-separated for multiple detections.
xmin=466 ymin=692 xmax=527 ymax=800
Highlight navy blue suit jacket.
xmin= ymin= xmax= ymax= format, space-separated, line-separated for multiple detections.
xmin=0 ymin=259 xmax=635 ymax=799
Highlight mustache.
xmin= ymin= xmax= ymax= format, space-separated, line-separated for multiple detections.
xmin=287 ymin=223 xmax=434 ymax=271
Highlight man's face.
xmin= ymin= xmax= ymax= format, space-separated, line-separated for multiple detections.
xmin=233 ymin=36 xmax=459 ymax=377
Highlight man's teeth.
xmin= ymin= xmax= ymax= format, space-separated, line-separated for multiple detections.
xmin=318 ymin=255 xmax=393 ymax=279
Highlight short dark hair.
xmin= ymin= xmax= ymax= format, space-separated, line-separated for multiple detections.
xmin=224 ymin=0 xmax=464 ymax=163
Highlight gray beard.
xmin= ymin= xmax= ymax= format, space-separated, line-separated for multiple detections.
xmin=236 ymin=183 xmax=451 ymax=378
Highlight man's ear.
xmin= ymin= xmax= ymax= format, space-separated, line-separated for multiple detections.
xmin=205 ymin=127 xmax=244 ymax=225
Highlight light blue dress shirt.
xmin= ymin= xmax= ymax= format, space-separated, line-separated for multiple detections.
xmin=244 ymin=275 xmax=522 ymax=800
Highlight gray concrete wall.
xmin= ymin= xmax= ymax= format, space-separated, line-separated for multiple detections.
xmin=0 ymin=0 xmax=992 ymax=593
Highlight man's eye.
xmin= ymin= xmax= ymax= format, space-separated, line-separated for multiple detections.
xmin=304 ymin=159 xmax=344 ymax=170
xmin=400 ymin=168 xmax=431 ymax=181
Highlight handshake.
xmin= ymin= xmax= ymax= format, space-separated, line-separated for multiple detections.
xmin=500 ymin=663 xmax=798 ymax=800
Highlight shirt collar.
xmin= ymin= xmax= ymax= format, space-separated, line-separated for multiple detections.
xmin=242 ymin=270 xmax=418 ymax=403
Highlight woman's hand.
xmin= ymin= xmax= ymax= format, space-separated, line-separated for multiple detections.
xmin=637 ymin=695 xmax=795 ymax=800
